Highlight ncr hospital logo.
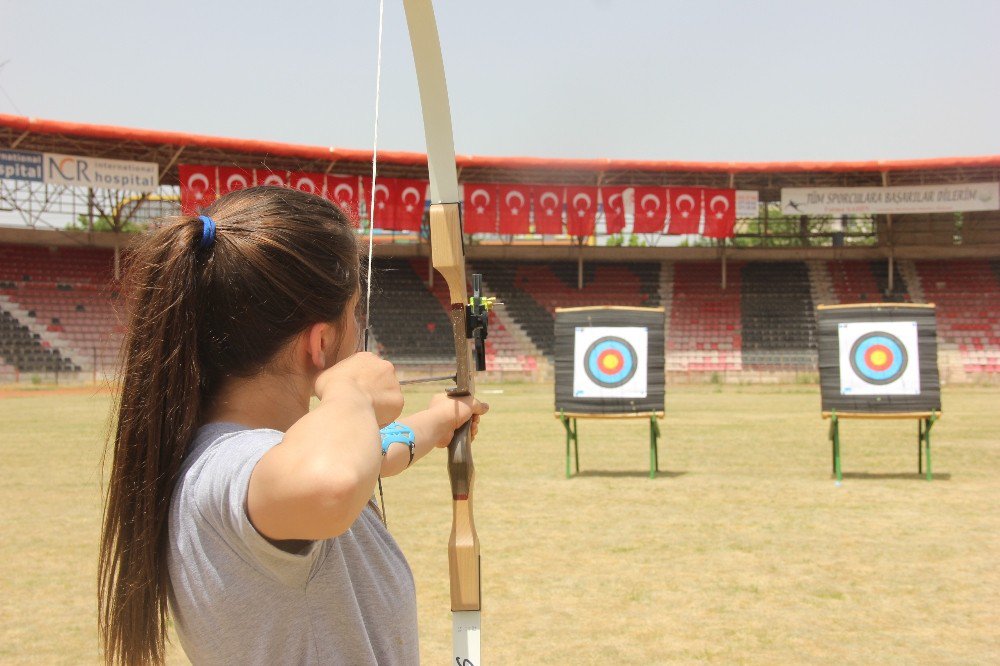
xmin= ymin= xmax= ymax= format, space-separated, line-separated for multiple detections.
xmin=47 ymin=155 xmax=91 ymax=183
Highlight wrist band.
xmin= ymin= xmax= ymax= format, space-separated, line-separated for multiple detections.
xmin=380 ymin=422 xmax=415 ymax=467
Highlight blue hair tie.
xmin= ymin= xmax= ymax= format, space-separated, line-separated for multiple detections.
xmin=198 ymin=215 xmax=216 ymax=249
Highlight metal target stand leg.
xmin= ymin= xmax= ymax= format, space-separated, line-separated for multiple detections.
xmin=919 ymin=413 xmax=936 ymax=481
xmin=649 ymin=414 xmax=661 ymax=479
xmin=560 ymin=411 xmax=579 ymax=479
xmin=829 ymin=409 xmax=842 ymax=483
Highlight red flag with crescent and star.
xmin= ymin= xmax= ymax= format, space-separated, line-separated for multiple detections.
xmin=364 ymin=176 xmax=427 ymax=231
xmin=178 ymin=164 xmax=217 ymax=215
xmin=217 ymin=166 xmax=255 ymax=197
xmin=600 ymin=186 xmax=628 ymax=234
xmin=566 ymin=186 xmax=598 ymax=237
xmin=702 ymin=188 xmax=736 ymax=238
xmin=325 ymin=175 xmax=360 ymax=226
xmin=632 ymin=186 xmax=667 ymax=233
xmin=255 ymin=169 xmax=289 ymax=188
xmin=667 ymin=187 xmax=702 ymax=234
xmin=289 ymin=171 xmax=325 ymax=197
xmin=533 ymin=184 xmax=565 ymax=235
xmin=462 ymin=183 xmax=498 ymax=234
xmin=497 ymin=183 xmax=532 ymax=234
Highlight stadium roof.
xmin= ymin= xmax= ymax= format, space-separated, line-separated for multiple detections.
xmin=3 ymin=113 xmax=1000 ymax=197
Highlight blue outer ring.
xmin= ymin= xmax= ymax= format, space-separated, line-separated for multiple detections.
xmin=584 ymin=336 xmax=638 ymax=388
xmin=849 ymin=332 xmax=908 ymax=384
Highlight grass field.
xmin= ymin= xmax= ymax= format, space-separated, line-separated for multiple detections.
xmin=2 ymin=383 xmax=998 ymax=664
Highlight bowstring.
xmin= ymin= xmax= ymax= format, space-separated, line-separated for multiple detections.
xmin=368 ymin=0 xmax=388 ymax=527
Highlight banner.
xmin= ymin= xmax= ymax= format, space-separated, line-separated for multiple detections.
xmin=498 ymin=184 xmax=531 ymax=234
xmin=666 ymin=187 xmax=701 ymax=234
xmin=781 ymin=182 xmax=999 ymax=215
xmin=632 ymin=186 xmax=667 ymax=233
xmin=462 ymin=183 xmax=498 ymax=234
xmin=702 ymin=188 xmax=736 ymax=238
xmin=600 ymin=186 xmax=628 ymax=234
xmin=566 ymin=186 xmax=598 ymax=237
xmin=0 ymin=149 xmax=159 ymax=192
xmin=736 ymin=190 xmax=759 ymax=218
xmin=534 ymin=185 xmax=565 ymax=234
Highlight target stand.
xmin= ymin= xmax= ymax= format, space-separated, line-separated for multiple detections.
xmin=825 ymin=409 xmax=940 ymax=482
xmin=558 ymin=410 xmax=663 ymax=479
xmin=553 ymin=306 xmax=666 ymax=479
xmin=817 ymin=303 xmax=942 ymax=482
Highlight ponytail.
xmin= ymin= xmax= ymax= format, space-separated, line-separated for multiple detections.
xmin=99 ymin=186 xmax=359 ymax=664
xmin=99 ymin=217 xmax=209 ymax=664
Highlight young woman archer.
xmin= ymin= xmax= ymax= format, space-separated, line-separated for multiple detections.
xmin=98 ymin=185 xmax=488 ymax=665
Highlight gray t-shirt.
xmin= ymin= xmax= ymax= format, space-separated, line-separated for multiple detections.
xmin=167 ymin=423 xmax=418 ymax=665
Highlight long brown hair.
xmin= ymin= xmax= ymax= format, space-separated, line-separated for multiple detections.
xmin=98 ymin=186 xmax=361 ymax=665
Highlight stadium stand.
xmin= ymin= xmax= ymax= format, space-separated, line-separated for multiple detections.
xmin=367 ymin=258 xmax=455 ymax=363
xmin=666 ymin=262 xmax=742 ymax=373
xmin=826 ymin=260 xmax=910 ymax=304
xmin=0 ymin=243 xmax=116 ymax=376
xmin=1 ymin=241 xmax=998 ymax=383
xmin=913 ymin=260 xmax=1000 ymax=374
xmin=406 ymin=259 xmax=541 ymax=376
xmin=740 ymin=262 xmax=817 ymax=369
xmin=473 ymin=260 xmax=661 ymax=362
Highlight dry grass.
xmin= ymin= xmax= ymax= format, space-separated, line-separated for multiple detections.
xmin=2 ymin=383 xmax=998 ymax=664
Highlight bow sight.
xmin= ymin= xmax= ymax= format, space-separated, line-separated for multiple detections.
xmin=466 ymin=274 xmax=495 ymax=372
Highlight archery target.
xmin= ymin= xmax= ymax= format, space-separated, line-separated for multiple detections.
xmin=573 ymin=326 xmax=647 ymax=398
xmin=838 ymin=321 xmax=920 ymax=396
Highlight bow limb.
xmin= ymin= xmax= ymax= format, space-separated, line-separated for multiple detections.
xmin=402 ymin=1 xmax=482 ymax=664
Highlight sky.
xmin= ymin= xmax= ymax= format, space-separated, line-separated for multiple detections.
xmin=1 ymin=0 xmax=999 ymax=163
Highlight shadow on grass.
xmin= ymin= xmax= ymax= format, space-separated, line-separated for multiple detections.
xmin=836 ymin=472 xmax=952 ymax=481
xmin=571 ymin=470 xmax=689 ymax=479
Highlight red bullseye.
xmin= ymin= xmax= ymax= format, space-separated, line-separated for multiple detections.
xmin=864 ymin=344 xmax=893 ymax=371
xmin=597 ymin=349 xmax=624 ymax=373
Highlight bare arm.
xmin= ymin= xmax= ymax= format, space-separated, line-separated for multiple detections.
xmin=246 ymin=354 xmax=403 ymax=541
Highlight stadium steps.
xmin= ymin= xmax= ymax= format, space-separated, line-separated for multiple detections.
xmin=666 ymin=261 xmax=743 ymax=374
xmin=806 ymin=260 xmax=836 ymax=306
xmin=871 ymin=260 xmax=910 ymax=302
xmin=409 ymin=260 xmax=545 ymax=378
xmin=0 ymin=306 xmax=78 ymax=374
xmin=897 ymin=260 xmax=927 ymax=303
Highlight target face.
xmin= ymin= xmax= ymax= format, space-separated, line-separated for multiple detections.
xmin=838 ymin=321 xmax=920 ymax=396
xmin=573 ymin=327 xmax=647 ymax=398
xmin=584 ymin=336 xmax=638 ymax=388
xmin=849 ymin=332 xmax=908 ymax=384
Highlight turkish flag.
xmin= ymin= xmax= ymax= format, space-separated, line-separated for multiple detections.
xmin=394 ymin=179 xmax=427 ymax=231
xmin=703 ymin=188 xmax=736 ymax=238
xmin=632 ymin=186 xmax=667 ymax=233
xmin=566 ymin=186 xmax=598 ymax=237
xmin=497 ymin=184 xmax=531 ymax=234
xmin=217 ymin=166 xmax=255 ymax=196
xmin=255 ymin=169 xmax=289 ymax=188
xmin=600 ymin=186 xmax=628 ymax=234
xmin=667 ymin=187 xmax=702 ymax=234
xmin=289 ymin=171 xmax=325 ymax=197
xmin=463 ymin=183 xmax=498 ymax=234
xmin=326 ymin=175 xmax=360 ymax=225
xmin=178 ymin=164 xmax=217 ymax=215
xmin=362 ymin=176 xmax=391 ymax=229
xmin=533 ymin=185 xmax=564 ymax=235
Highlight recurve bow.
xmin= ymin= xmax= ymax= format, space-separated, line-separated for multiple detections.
xmin=402 ymin=1 xmax=488 ymax=663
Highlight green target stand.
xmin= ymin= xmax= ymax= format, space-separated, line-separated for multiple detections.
xmin=553 ymin=306 xmax=666 ymax=479
xmin=817 ymin=303 xmax=943 ymax=481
